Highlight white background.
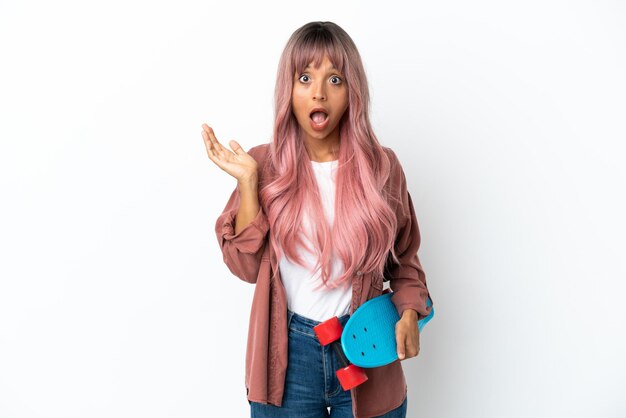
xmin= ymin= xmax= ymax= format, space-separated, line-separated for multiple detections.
xmin=1 ymin=1 xmax=625 ymax=417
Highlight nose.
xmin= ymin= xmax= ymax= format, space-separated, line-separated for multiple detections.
xmin=313 ymin=80 xmax=326 ymax=101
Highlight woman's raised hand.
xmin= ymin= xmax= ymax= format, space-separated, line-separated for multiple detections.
xmin=201 ymin=124 xmax=258 ymax=183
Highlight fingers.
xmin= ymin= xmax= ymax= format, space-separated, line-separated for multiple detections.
xmin=396 ymin=327 xmax=406 ymax=360
xmin=228 ymin=139 xmax=246 ymax=156
xmin=201 ymin=124 xmax=249 ymax=162
xmin=396 ymin=324 xmax=421 ymax=361
xmin=405 ymin=338 xmax=418 ymax=358
xmin=201 ymin=124 xmax=226 ymax=158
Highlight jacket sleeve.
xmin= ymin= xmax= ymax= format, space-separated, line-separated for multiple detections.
xmin=215 ymin=182 xmax=270 ymax=284
xmin=388 ymin=164 xmax=434 ymax=321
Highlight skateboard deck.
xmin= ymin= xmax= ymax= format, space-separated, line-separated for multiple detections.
xmin=340 ymin=291 xmax=434 ymax=368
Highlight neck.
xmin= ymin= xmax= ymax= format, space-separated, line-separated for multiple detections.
xmin=303 ymin=131 xmax=340 ymax=162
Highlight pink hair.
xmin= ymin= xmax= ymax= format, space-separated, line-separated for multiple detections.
xmin=260 ymin=21 xmax=401 ymax=290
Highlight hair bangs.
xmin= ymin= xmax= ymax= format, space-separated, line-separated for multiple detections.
xmin=292 ymin=31 xmax=346 ymax=78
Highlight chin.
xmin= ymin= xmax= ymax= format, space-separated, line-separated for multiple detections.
xmin=310 ymin=130 xmax=334 ymax=140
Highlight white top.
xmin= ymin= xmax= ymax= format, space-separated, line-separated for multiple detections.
xmin=278 ymin=159 xmax=353 ymax=321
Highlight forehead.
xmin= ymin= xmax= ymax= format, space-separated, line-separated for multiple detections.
xmin=304 ymin=64 xmax=339 ymax=71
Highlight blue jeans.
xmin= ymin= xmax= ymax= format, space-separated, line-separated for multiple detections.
xmin=250 ymin=309 xmax=408 ymax=417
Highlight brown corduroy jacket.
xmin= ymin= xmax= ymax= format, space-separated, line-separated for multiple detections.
xmin=215 ymin=143 xmax=434 ymax=418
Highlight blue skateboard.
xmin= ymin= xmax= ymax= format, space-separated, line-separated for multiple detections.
xmin=313 ymin=290 xmax=434 ymax=390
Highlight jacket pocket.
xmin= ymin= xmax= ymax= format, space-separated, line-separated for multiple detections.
xmin=367 ymin=274 xmax=384 ymax=299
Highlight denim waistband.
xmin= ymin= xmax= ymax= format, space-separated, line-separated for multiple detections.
xmin=287 ymin=309 xmax=351 ymax=337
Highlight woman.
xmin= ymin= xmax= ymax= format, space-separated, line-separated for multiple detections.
xmin=202 ymin=21 xmax=434 ymax=418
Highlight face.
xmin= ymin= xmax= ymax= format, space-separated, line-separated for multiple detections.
xmin=291 ymin=54 xmax=349 ymax=146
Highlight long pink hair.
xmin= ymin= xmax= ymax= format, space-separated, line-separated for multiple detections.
xmin=260 ymin=21 xmax=401 ymax=290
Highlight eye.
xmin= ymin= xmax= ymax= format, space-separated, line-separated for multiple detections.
xmin=297 ymin=74 xmax=343 ymax=84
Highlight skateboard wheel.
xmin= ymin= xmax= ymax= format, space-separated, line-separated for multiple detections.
xmin=313 ymin=317 xmax=343 ymax=346
xmin=336 ymin=364 xmax=368 ymax=390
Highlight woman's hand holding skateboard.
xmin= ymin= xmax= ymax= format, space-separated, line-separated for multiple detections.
xmin=395 ymin=309 xmax=420 ymax=361
xmin=313 ymin=292 xmax=434 ymax=391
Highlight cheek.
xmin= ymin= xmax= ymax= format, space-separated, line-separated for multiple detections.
xmin=336 ymin=91 xmax=349 ymax=114
xmin=291 ymin=91 xmax=307 ymax=117
xmin=338 ymin=99 xmax=349 ymax=118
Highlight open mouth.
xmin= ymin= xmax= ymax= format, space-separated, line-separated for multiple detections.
xmin=310 ymin=110 xmax=329 ymax=124
xmin=309 ymin=110 xmax=330 ymax=131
